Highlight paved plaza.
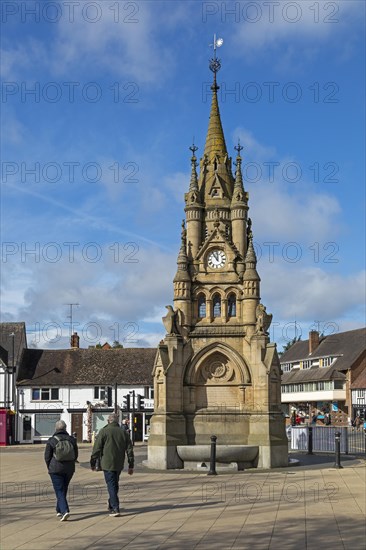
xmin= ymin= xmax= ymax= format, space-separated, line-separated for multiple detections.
xmin=0 ymin=444 xmax=365 ymax=550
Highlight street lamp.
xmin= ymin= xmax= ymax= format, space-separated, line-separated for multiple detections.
xmin=10 ymin=333 xmax=18 ymax=444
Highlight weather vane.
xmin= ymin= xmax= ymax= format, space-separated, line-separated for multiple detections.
xmin=209 ymin=34 xmax=224 ymax=74
xmin=189 ymin=142 xmax=198 ymax=156
xmin=235 ymin=139 xmax=243 ymax=155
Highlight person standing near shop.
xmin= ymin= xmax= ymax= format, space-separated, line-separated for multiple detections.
xmin=45 ymin=420 xmax=78 ymax=522
xmin=90 ymin=413 xmax=134 ymax=517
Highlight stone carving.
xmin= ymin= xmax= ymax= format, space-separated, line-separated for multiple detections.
xmin=201 ymin=360 xmax=234 ymax=383
xmin=255 ymin=303 xmax=273 ymax=335
xmin=162 ymin=305 xmax=183 ymax=336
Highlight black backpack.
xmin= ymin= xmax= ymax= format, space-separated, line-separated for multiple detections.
xmin=54 ymin=435 xmax=76 ymax=462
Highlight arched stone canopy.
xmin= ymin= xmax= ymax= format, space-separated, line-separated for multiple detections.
xmin=184 ymin=342 xmax=251 ymax=386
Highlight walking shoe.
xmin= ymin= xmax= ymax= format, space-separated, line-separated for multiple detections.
xmin=60 ymin=512 xmax=70 ymax=522
xmin=56 ymin=513 xmax=62 ymax=517
xmin=109 ymin=510 xmax=120 ymax=517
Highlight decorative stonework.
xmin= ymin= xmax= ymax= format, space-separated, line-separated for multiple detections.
xmin=147 ymin=52 xmax=288 ymax=471
xmin=201 ymin=360 xmax=235 ymax=383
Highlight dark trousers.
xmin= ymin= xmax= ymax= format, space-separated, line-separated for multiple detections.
xmin=49 ymin=472 xmax=73 ymax=514
xmin=104 ymin=470 xmax=121 ymax=512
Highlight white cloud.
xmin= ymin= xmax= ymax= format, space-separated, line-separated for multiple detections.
xmin=250 ymin=183 xmax=341 ymax=242
xmin=233 ymin=127 xmax=342 ymax=243
xmin=261 ymin=262 xmax=365 ymax=321
xmin=230 ymin=0 xmax=360 ymax=67
xmin=163 ymin=171 xmax=190 ymax=203
xmin=1 ymin=244 xmax=176 ymax=348
xmin=234 ymin=128 xmax=276 ymax=160
xmin=49 ymin=2 xmax=179 ymax=84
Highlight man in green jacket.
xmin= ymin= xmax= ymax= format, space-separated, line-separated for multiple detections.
xmin=90 ymin=413 xmax=134 ymax=517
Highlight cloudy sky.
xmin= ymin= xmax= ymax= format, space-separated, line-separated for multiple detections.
xmin=1 ymin=0 xmax=365 ymax=351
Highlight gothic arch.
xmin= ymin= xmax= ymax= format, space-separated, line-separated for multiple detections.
xmin=209 ymin=286 xmax=225 ymax=299
xmin=184 ymin=342 xmax=251 ymax=386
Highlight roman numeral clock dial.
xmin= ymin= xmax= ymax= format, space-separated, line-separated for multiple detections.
xmin=207 ymin=249 xmax=226 ymax=269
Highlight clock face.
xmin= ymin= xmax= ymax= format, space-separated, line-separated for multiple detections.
xmin=208 ymin=249 xmax=226 ymax=269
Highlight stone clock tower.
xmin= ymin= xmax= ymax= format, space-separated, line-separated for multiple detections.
xmin=147 ymin=49 xmax=288 ymax=470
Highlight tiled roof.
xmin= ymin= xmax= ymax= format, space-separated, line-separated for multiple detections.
xmin=281 ymin=364 xmax=346 ymax=384
xmin=280 ymin=328 xmax=366 ymax=372
xmin=17 ymin=348 xmax=156 ymax=386
xmin=351 ymin=369 xmax=366 ymax=390
xmin=0 ymin=322 xmax=27 ymax=366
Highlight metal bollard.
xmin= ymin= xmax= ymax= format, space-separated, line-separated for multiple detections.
xmin=207 ymin=435 xmax=217 ymax=476
xmin=334 ymin=430 xmax=343 ymax=469
xmin=307 ymin=426 xmax=313 ymax=455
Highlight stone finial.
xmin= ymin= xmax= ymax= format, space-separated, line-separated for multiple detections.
xmin=231 ymin=142 xmax=245 ymax=204
xmin=188 ymin=144 xmax=199 ymax=194
xmin=245 ymin=233 xmax=256 ymax=264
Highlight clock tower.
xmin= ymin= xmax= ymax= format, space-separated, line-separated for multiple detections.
xmin=147 ymin=47 xmax=288 ymax=470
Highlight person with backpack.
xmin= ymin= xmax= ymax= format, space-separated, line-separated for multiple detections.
xmin=90 ymin=413 xmax=134 ymax=517
xmin=45 ymin=420 xmax=78 ymax=522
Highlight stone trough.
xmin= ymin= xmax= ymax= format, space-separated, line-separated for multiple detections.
xmin=176 ymin=445 xmax=259 ymax=471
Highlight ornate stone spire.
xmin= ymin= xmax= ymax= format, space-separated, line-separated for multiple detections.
xmin=245 ymin=233 xmax=257 ymax=267
xmin=177 ymin=220 xmax=188 ymax=266
xmin=173 ymin=220 xmax=191 ymax=300
xmin=203 ymin=70 xmax=228 ymax=164
xmin=188 ymin=144 xmax=199 ymax=193
xmin=231 ymin=140 xmax=246 ymax=204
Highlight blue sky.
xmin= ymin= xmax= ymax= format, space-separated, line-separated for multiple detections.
xmin=1 ymin=0 xmax=365 ymax=351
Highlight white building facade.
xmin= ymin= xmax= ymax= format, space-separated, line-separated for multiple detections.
xmin=16 ymin=344 xmax=156 ymax=443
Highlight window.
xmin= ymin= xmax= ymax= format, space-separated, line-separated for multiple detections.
xmin=32 ymin=388 xmax=59 ymax=401
xmin=94 ymin=386 xmax=112 ymax=405
xmin=227 ymin=294 xmax=236 ymax=317
xmin=282 ymin=363 xmax=292 ymax=373
xmin=302 ymin=360 xmax=311 ymax=369
xmin=322 ymin=357 xmax=334 ymax=367
xmin=198 ymin=294 xmax=206 ymax=318
xmin=35 ymin=413 xmax=61 ymax=436
xmin=213 ymin=294 xmax=221 ymax=317
xmin=94 ymin=386 xmax=107 ymax=400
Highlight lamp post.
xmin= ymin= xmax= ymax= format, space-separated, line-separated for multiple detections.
xmin=10 ymin=333 xmax=17 ymax=444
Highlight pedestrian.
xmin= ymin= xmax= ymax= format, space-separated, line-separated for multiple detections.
xmin=291 ymin=411 xmax=296 ymax=427
xmin=311 ymin=411 xmax=318 ymax=425
xmin=122 ymin=418 xmax=131 ymax=434
xmin=44 ymin=420 xmax=78 ymax=522
xmin=90 ymin=413 xmax=134 ymax=517
xmin=355 ymin=416 xmax=362 ymax=431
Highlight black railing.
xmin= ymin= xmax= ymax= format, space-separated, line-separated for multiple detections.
xmin=289 ymin=426 xmax=365 ymax=455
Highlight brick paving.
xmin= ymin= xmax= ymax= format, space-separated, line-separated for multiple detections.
xmin=0 ymin=444 xmax=365 ymax=550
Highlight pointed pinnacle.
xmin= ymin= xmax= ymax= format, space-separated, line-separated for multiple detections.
xmin=245 ymin=234 xmax=257 ymax=264
xmin=203 ymin=79 xmax=228 ymax=164
xmin=189 ymin=147 xmax=199 ymax=192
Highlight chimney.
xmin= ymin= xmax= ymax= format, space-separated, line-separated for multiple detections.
xmin=309 ymin=330 xmax=319 ymax=354
xmin=70 ymin=332 xmax=80 ymax=349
